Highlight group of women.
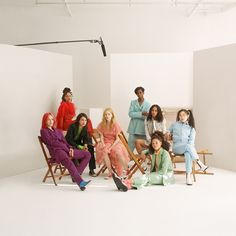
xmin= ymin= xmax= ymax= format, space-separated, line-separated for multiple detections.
xmin=40 ymin=86 xmax=209 ymax=191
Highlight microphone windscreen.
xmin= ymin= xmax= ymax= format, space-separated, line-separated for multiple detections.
xmin=101 ymin=43 xmax=107 ymax=57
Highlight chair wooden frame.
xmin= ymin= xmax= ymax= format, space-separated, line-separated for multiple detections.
xmin=118 ymin=131 xmax=146 ymax=179
xmin=195 ymin=150 xmax=214 ymax=175
xmin=91 ymin=129 xmax=108 ymax=176
xmin=38 ymin=136 xmax=69 ymax=186
xmin=170 ymin=153 xmax=196 ymax=182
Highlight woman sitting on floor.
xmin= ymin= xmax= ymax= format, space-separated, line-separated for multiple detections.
xmin=112 ymin=131 xmax=175 ymax=191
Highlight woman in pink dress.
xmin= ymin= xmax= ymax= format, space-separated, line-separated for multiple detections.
xmin=96 ymin=108 xmax=130 ymax=179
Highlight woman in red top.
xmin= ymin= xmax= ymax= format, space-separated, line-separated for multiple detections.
xmin=56 ymin=87 xmax=76 ymax=131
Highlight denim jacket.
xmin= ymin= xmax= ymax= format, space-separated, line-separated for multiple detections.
xmin=169 ymin=121 xmax=195 ymax=145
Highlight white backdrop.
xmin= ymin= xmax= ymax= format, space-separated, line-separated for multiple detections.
xmin=0 ymin=44 xmax=73 ymax=178
xmin=194 ymin=44 xmax=236 ymax=171
xmin=111 ymin=53 xmax=193 ymax=133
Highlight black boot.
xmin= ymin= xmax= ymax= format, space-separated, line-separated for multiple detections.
xmin=89 ymin=170 xmax=97 ymax=177
xmin=112 ymin=173 xmax=128 ymax=192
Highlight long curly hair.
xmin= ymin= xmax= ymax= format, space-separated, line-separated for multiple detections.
xmin=146 ymin=104 xmax=164 ymax=122
xmin=148 ymin=131 xmax=170 ymax=154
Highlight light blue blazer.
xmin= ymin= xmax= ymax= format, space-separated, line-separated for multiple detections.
xmin=127 ymin=99 xmax=151 ymax=135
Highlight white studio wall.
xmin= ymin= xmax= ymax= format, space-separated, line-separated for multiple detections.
xmin=79 ymin=107 xmax=103 ymax=128
xmin=193 ymin=44 xmax=236 ymax=171
xmin=1 ymin=6 xmax=236 ymax=110
xmin=111 ymin=53 xmax=193 ymax=133
xmin=0 ymin=44 xmax=73 ymax=178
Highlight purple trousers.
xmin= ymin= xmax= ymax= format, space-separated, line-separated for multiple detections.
xmin=56 ymin=149 xmax=91 ymax=185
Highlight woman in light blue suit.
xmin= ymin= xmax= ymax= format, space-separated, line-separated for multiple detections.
xmin=127 ymin=87 xmax=151 ymax=152
xmin=168 ymin=109 xmax=208 ymax=185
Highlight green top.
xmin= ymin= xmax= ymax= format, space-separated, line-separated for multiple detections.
xmin=75 ymin=126 xmax=82 ymax=140
xmin=150 ymin=148 xmax=173 ymax=175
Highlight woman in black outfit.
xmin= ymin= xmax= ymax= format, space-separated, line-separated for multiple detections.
xmin=66 ymin=113 xmax=97 ymax=177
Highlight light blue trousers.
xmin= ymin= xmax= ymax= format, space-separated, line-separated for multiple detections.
xmin=128 ymin=134 xmax=146 ymax=152
xmin=173 ymin=143 xmax=198 ymax=174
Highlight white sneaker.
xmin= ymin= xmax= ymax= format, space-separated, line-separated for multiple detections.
xmin=199 ymin=165 xmax=209 ymax=172
xmin=186 ymin=173 xmax=193 ymax=185
xmin=197 ymin=160 xmax=208 ymax=172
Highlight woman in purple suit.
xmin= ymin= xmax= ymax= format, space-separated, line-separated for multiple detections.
xmin=40 ymin=112 xmax=91 ymax=191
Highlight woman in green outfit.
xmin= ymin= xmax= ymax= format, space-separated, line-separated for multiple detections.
xmin=112 ymin=131 xmax=175 ymax=191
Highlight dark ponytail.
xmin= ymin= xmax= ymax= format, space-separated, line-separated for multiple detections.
xmin=176 ymin=109 xmax=195 ymax=129
xmin=149 ymin=131 xmax=170 ymax=154
xmin=187 ymin=110 xmax=195 ymax=129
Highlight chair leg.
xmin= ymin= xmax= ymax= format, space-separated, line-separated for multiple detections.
xmin=59 ymin=164 xmax=63 ymax=175
xmin=128 ymin=165 xmax=139 ymax=179
xmin=43 ymin=167 xmax=58 ymax=186
xmin=59 ymin=167 xmax=67 ymax=180
xmin=102 ymin=166 xmax=107 ymax=173
xmin=51 ymin=168 xmax=58 ymax=186
xmin=54 ymin=165 xmax=59 ymax=173
xmin=192 ymin=161 xmax=196 ymax=182
xmin=96 ymin=164 xmax=107 ymax=176
xmin=43 ymin=168 xmax=50 ymax=183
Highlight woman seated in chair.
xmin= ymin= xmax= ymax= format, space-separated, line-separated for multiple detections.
xmin=65 ymin=113 xmax=97 ymax=177
xmin=96 ymin=108 xmax=130 ymax=179
xmin=135 ymin=104 xmax=166 ymax=155
xmin=168 ymin=109 xmax=208 ymax=185
xmin=40 ymin=112 xmax=91 ymax=191
xmin=112 ymin=131 xmax=175 ymax=191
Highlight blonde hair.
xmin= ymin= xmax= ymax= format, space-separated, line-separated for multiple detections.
xmin=101 ymin=108 xmax=116 ymax=128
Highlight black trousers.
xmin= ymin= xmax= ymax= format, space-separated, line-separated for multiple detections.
xmin=73 ymin=144 xmax=96 ymax=171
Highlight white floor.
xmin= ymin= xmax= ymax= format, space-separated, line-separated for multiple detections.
xmin=0 ymin=166 xmax=236 ymax=236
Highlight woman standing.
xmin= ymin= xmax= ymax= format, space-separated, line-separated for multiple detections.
xmin=56 ymin=87 xmax=76 ymax=131
xmin=127 ymin=87 xmax=151 ymax=152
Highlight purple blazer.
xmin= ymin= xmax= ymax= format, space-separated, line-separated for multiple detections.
xmin=40 ymin=128 xmax=71 ymax=162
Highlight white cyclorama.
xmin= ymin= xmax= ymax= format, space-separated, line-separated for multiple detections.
xmin=0 ymin=44 xmax=73 ymax=178
xmin=111 ymin=53 xmax=193 ymax=132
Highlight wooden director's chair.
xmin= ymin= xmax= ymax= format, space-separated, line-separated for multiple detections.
xmin=38 ymin=136 xmax=69 ymax=186
xmin=94 ymin=130 xmax=146 ymax=178
xmin=196 ymin=150 xmax=214 ymax=175
xmin=170 ymin=153 xmax=196 ymax=182
xmin=118 ymin=132 xmax=146 ymax=179
xmin=91 ymin=129 xmax=108 ymax=176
